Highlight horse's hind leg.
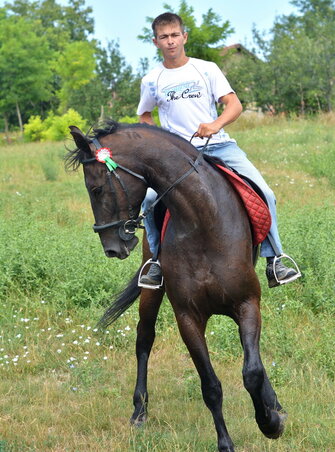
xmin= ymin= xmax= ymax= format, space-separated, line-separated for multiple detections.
xmin=175 ymin=311 xmax=235 ymax=452
xmin=130 ymin=287 xmax=164 ymax=426
xmin=237 ymin=299 xmax=287 ymax=439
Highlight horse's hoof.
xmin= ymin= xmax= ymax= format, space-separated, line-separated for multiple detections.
xmin=218 ymin=438 xmax=235 ymax=451
xmin=259 ymin=410 xmax=287 ymax=439
xmin=130 ymin=414 xmax=147 ymax=427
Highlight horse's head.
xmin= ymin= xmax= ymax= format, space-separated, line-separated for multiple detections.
xmin=68 ymin=125 xmax=147 ymax=260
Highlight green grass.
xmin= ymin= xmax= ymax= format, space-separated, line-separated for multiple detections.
xmin=0 ymin=115 xmax=334 ymax=451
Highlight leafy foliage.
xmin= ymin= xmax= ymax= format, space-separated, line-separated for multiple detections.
xmin=4 ymin=0 xmax=94 ymax=49
xmin=95 ymin=40 xmax=143 ymax=120
xmin=247 ymin=0 xmax=335 ymax=113
xmin=24 ymin=109 xmax=87 ymax=141
xmin=54 ymin=41 xmax=97 ymax=113
xmin=1 ymin=0 xmax=335 ymax=135
xmin=0 ymin=14 xmax=54 ymax=126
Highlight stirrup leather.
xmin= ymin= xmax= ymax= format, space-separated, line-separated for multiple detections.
xmin=138 ymin=259 xmax=164 ymax=290
xmin=272 ymin=254 xmax=301 ymax=286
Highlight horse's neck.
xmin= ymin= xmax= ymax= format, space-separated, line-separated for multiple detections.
xmin=146 ymin=149 xmax=219 ymax=221
xmin=116 ymin=128 xmax=220 ymax=216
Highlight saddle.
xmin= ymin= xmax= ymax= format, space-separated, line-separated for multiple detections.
xmin=160 ymin=161 xmax=271 ymax=246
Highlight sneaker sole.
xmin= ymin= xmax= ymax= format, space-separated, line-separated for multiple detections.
xmin=268 ymin=272 xmax=301 ymax=288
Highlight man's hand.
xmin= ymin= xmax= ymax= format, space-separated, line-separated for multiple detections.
xmin=139 ymin=112 xmax=156 ymax=126
xmin=195 ymin=121 xmax=221 ymax=139
xmin=194 ymin=93 xmax=243 ymax=139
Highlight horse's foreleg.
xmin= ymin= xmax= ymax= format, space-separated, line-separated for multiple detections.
xmin=238 ymin=300 xmax=286 ymax=439
xmin=130 ymin=288 xmax=164 ymax=426
xmin=176 ymin=312 xmax=235 ymax=452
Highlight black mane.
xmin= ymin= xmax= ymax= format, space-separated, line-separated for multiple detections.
xmin=64 ymin=144 xmax=86 ymax=172
xmin=90 ymin=119 xmax=120 ymax=139
xmin=65 ymin=119 xmax=194 ymax=171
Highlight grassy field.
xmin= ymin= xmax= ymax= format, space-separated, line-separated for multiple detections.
xmin=0 ymin=115 xmax=334 ymax=451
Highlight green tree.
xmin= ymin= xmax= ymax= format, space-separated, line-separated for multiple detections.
xmin=138 ymin=0 xmax=234 ymax=65
xmin=219 ymin=47 xmax=262 ymax=109
xmin=61 ymin=41 xmax=146 ymax=123
xmin=54 ymin=40 xmax=97 ymax=113
xmin=58 ymin=0 xmax=94 ymax=41
xmin=1 ymin=0 xmax=97 ymax=129
xmin=250 ymin=0 xmax=335 ymax=113
xmin=97 ymin=41 xmax=144 ymax=120
xmin=290 ymin=0 xmax=335 ymax=111
xmin=4 ymin=0 xmax=94 ymax=49
xmin=0 ymin=14 xmax=54 ymax=133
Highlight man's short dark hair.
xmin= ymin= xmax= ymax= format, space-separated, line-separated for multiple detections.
xmin=152 ymin=13 xmax=185 ymax=37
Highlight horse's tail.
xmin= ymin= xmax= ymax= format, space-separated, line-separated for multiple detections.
xmin=97 ymin=268 xmax=141 ymax=329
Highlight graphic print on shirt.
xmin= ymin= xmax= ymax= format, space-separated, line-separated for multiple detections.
xmin=161 ymin=80 xmax=203 ymax=102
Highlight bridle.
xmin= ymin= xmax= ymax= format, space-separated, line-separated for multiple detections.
xmin=82 ymin=137 xmax=147 ymax=241
xmin=81 ymin=135 xmax=210 ymax=242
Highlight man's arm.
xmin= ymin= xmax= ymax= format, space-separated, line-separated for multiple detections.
xmin=139 ymin=111 xmax=156 ymax=126
xmin=195 ymin=93 xmax=243 ymax=138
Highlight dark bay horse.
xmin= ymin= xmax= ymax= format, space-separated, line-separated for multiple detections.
xmin=66 ymin=121 xmax=286 ymax=452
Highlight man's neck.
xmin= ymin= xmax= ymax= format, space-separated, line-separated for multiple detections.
xmin=163 ymin=55 xmax=189 ymax=69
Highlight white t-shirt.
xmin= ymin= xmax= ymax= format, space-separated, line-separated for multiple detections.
xmin=137 ymin=57 xmax=235 ymax=147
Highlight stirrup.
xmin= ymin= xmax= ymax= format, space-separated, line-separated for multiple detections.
xmin=272 ymin=254 xmax=301 ymax=286
xmin=138 ymin=258 xmax=164 ymax=290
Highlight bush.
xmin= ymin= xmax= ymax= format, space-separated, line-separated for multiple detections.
xmin=43 ymin=109 xmax=87 ymax=141
xmin=24 ymin=115 xmax=45 ymax=141
xmin=119 ymin=115 xmax=138 ymax=124
xmin=24 ymin=109 xmax=87 ymax=142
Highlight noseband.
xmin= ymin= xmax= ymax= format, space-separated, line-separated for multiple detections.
xmin=81 ymin=135 xmax=209 ymax=242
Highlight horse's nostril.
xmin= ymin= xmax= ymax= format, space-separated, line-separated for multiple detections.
xmin=105 ymin=249 xmax=118 ymax=258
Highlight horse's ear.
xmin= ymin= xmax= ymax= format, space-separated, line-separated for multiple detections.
xmin=69 ymin=126 xmax=92 ymax=156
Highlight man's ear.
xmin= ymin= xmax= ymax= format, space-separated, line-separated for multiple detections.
xmin=183 ymin=31 xmax=188 ymax=44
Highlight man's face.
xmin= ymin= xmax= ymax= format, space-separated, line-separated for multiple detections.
xmin=153 ymin=23 xmax=188 ymax=62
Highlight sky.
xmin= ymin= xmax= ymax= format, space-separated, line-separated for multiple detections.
xmin=3 ymin=0 xmax=298 ymax=70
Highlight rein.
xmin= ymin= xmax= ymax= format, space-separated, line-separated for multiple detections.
xmin=139 ymin=134 xmax=209 ymax=220
xmin=81 ymin=134 xmax=210 ymax=241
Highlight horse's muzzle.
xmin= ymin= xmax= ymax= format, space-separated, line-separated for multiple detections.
xmin=103 ymin=236 xmax=139 ymax=259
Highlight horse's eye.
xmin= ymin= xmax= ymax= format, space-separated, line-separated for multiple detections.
xmin=91 ymin=186 xmax=103 ymax=196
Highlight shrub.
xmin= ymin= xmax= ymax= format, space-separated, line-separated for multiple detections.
xmin=24 ymin=115 xmax=45 ymax=142
xmin=24 ymin=109 xmax=87 ymax=142
xmin=119 ymin=115 xmax=138 ymax=124
xmin=43 ymin=109 xmax=87 ymax=141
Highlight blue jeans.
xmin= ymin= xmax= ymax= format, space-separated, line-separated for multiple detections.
xmin=142 ymin=141 xmax=283 ymax=258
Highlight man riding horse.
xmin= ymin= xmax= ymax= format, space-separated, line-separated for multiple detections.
xmin=137 ymin=12 xmax=301 ymax=289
